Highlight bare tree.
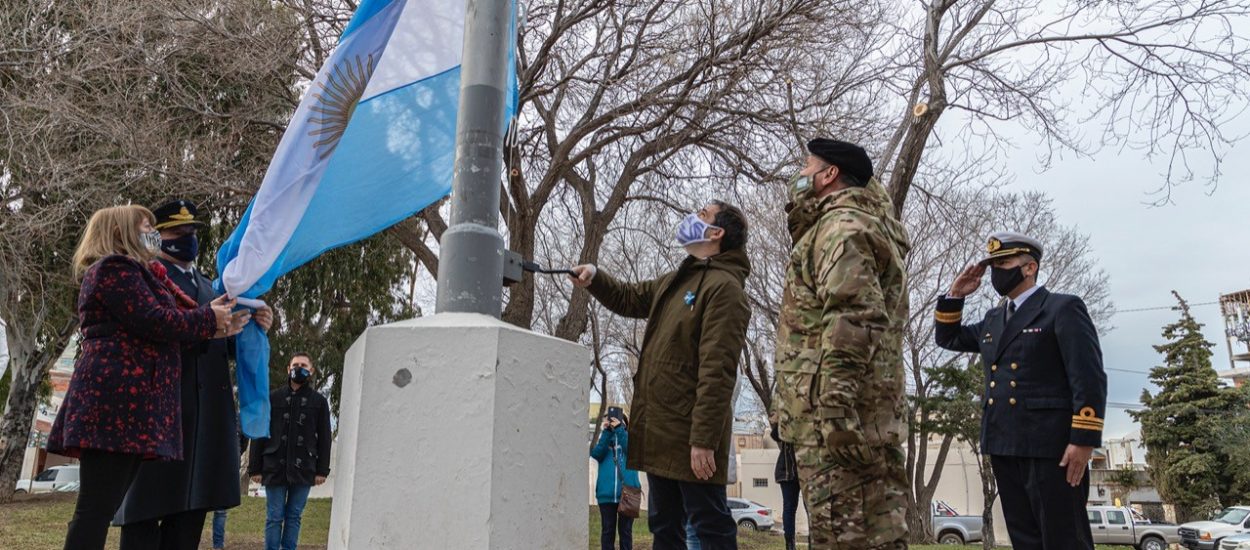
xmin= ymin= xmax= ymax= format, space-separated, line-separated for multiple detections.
xmin=0 ymin=0 xmax=301 ymax=500
xmin=390 ymin=0 xmax=894 ymax=342
xmin=879 ymin=0 xmax=1250 ymax=214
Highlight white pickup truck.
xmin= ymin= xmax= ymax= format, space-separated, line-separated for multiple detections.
xmin=1087 ymin=505 xmax=1179 ymax=550
xmin=14 ymin=464 xmax=80 ymax=494
xmin=1181 ymin=506 xmax=1250 ymax=550
xmin=932 ymin=500 xmax=984 ymax=545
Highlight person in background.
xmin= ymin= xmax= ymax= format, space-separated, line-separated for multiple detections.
xmin=770 ymin=415 xmax=800 ymax=550
xmin=249 ymin=353 xmax=333 ymax=550
xmin=117 ymin=199 xmax=273 ymax=550
xmin=571 ymin=201 xmax=751 ymax=550
xmin=48 ymin=205 xmax=244 ymax=550
xmin=592 ymin=411 xmax=641 ymax=550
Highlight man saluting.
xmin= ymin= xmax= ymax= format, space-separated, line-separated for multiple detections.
xmin=934 ymin=232 xmax=1106 ymax=550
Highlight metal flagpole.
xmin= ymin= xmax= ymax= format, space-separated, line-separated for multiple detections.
xmin=435 ymin=0 xmax=511 ymax=316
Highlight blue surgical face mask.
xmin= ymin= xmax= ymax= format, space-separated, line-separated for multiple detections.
xmin=675 ymin=213 xmax=720 ymax=246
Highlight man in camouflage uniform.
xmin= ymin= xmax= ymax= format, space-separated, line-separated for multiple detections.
xmin=774 ymin=139 xmax=911 ymax=550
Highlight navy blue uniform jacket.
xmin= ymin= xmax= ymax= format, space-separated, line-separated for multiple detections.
xmin=935 ymin=287 xmax=1107 ymax=458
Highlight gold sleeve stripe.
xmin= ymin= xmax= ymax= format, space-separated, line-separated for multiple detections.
xmin=935 ymin=311 xmax=962 ymax=323
xmin=1072 ymin=407 xmax=1103 ymax=431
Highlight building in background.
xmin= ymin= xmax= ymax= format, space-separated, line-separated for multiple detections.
xmin=18 ymin=338 xmax=78 ymax=486
xmin=1219 ymin=289 xmax=1250 ymax=387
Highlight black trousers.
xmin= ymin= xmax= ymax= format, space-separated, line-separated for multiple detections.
xmin=598 ymin=502 xmax=635 ymax=550
xmin=646 ymin=473 xmax=737 ymax=550
xmin=119 ymin=510 xmax=209 ymax=550
xmin=991 ymin=455 xmax=1094 ymax=550
xmin=779 ymin=479 xmax=801 ymax=544
xmin=63 ymin=450 xmax=143 ymax=550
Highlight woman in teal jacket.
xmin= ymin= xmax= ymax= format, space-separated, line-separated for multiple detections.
xmin=592 ymin=414 xmax=641 ymax=550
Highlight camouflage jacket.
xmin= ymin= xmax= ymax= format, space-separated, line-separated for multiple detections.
xmin=774 ymin=179 xmax=911 ymax=451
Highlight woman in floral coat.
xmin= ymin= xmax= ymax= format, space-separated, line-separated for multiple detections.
xmin=48 ymin=205 xmax=245 ymax=550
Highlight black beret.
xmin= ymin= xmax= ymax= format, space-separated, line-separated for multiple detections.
xmin=807 ymin=138 xmax=873 ymax=184
xmin=152 ymin=199 xmax=205 ymax=230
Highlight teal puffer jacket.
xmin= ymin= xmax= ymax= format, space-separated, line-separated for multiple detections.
xmin=591 ymin=426 xmax=641 ymax=504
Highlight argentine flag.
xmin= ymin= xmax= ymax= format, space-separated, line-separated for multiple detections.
xmin=216 ymin=0 xmax=519 ymax=438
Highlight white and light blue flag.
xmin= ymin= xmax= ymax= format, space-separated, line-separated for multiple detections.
xmin=216 ymin=0 xmax=519 ymax=438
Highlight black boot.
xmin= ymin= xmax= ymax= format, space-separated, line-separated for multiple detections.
xmin=785 ymin=534 xmax=797 ymax=550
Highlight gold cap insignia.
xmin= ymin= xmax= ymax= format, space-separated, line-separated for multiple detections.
xmin=171 ymin=207 xmax=194 ymax=221
xmin=987 ymin=238 xmax=1002 ymax=253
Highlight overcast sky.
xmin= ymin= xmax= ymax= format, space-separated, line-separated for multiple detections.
xmin=996 ymin=128 xmax=1250 ymax=438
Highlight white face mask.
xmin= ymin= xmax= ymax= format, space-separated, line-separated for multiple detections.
xmin=141 ymin=230 xmax=163 ymax=253
xmin=674 ymin=213 xmax=720 ymax=246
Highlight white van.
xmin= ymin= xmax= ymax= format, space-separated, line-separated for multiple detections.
xmin=15 ymin=465 xmax=80 ymax=494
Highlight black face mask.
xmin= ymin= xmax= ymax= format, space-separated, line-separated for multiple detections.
xmin=161 ymin=233 xmax=199 ymax=263
xmin=290 ymin=367 xmax=311 ymax=385
xmin=990 ymin=265 xmax=1026 ymax=296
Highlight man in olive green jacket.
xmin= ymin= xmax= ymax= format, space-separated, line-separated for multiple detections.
xmin=571 ymin=201 xmax=751 ymax=550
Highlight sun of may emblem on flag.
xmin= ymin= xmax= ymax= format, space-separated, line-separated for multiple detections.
xmin=308 ymin=54 xmax=377 ymax=159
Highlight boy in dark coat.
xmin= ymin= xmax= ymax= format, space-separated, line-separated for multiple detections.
xmin=249 ymin=353 xmax=332 ymax=550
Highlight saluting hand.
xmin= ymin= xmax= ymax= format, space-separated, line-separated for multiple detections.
xmin=948 ymin=264 xmax=986 ymax=298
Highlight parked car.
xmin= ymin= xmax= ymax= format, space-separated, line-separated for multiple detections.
xmin=1180 ymin=506 xmax=1250 ymax=550
xmin=727 ymin=497 xmax=775 ymax=531
xmin=1087 ymin=505 xmax=1178 ymax=550
xmin=13 ymin=465 xmax=79 ymax=494
xmin=54 ymin=481 xmax=80 ymax=493
xmin=932 ymin=500 xmax=984 ymax=545
xmin=1219 ymin=532 xmax=1250 ymax=550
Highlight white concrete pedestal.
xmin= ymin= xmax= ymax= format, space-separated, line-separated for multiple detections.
xmin=328 ymin=313 xmax=590 ymax=549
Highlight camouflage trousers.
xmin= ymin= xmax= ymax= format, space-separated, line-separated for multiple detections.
xmin=794 ymin=442 xmax=909 ymax=550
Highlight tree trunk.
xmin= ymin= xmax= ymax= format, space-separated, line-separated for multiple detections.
xmin=501 ymin=211 xmax=537 ymax=330
xmin=0 ymin=319 xmax=77 ymax=503
xmin=978 ymin=452 xmax=998 ymax=549
xmin=907 ymin=433 xmax=953 ymax=544
xmin=239 ymin=440 xmax=252 ymax=496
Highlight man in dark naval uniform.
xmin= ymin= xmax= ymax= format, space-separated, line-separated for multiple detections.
xmin=115 ymin=199 xmax=273 ymax=550
xmin=934 ymin=231 xmax=1106 ymax=550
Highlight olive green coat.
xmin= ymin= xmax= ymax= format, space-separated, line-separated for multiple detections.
xmin=588 ymin=248 xmax=751 ymax=484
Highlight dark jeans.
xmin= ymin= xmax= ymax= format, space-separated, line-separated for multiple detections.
xmin=779 ymin=479 xmax=801 ymax=543
xmin=63 ymin=449 xmax=142 ymax=550
xmin=646 ymin=473 xmax=737 ymax=550
xmin=212 ymin=510 xmax=228 ymax=548
xmin=991 ymin=455 xmax=1094 ymax=550
xmin=119 ymin=509 xmax=208 ymax=550
xmin=265 ymin=484 xmax=312 ymax=550
xmin=599 ymin=503 xmax=635 ymax=550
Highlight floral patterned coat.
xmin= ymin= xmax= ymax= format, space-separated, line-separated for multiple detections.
xmin=48 ymin=255 xmax=217 ymax=460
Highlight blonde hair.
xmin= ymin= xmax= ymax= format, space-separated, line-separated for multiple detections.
xmin=72 ymin=205 xmax=158 ymax=280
